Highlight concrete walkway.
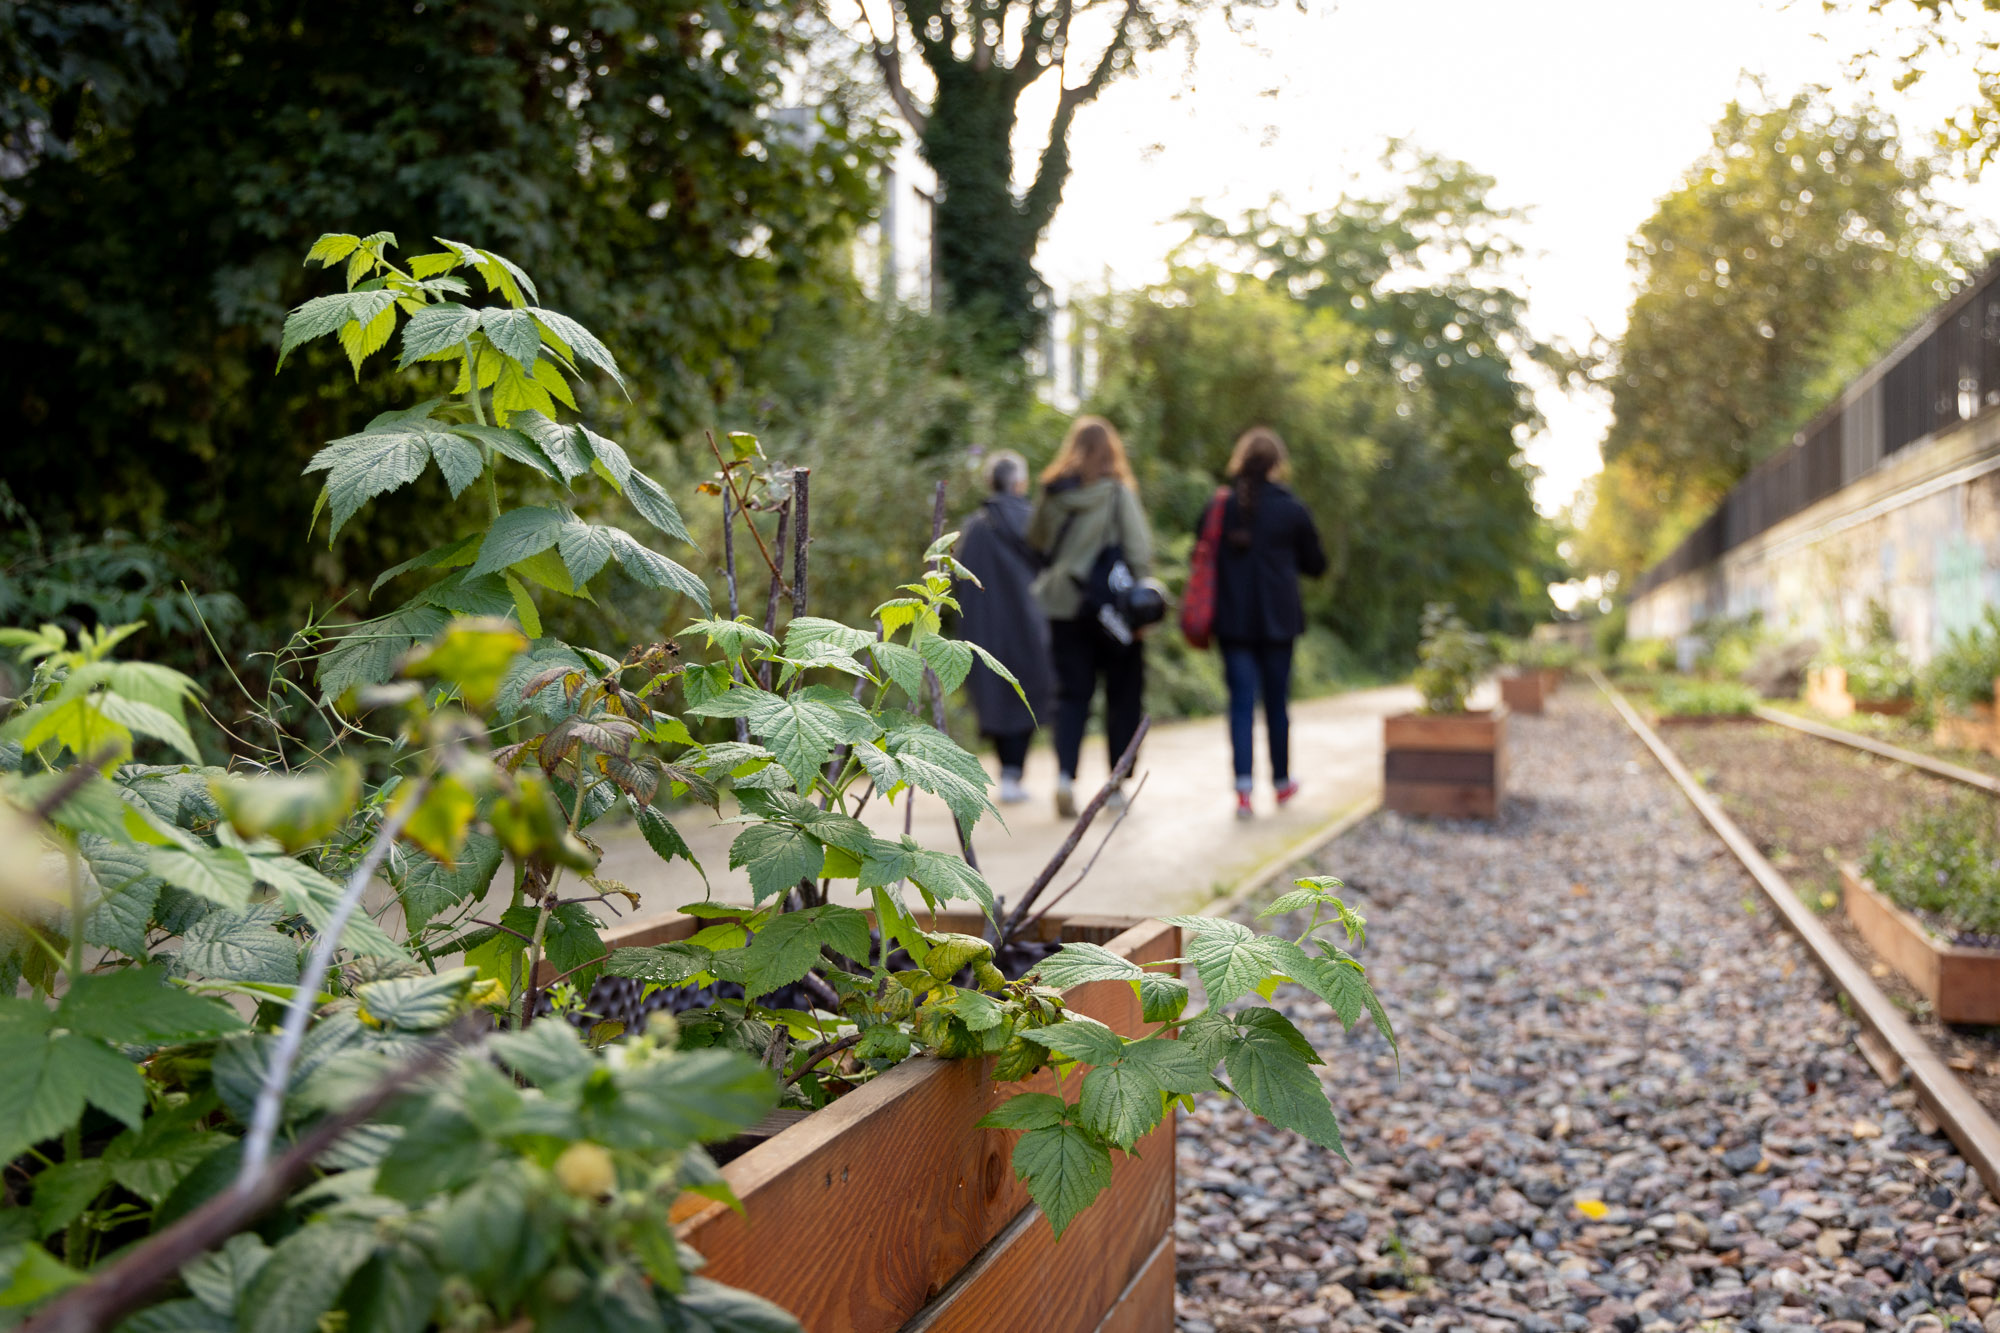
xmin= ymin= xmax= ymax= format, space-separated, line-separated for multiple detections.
xmin=592 ymin=683 xmax=1420 ymax=936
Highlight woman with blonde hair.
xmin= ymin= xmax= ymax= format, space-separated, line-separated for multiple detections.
xmin=1027 ymin=416 xmax=1154 ymax=817
xmin=1203 ymin=426 xmax=1327 ymax=819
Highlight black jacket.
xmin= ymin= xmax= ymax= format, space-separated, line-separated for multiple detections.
xmin=1208 ymin=480 xmax=1329 ymax=644
xmin=955 ymin=494 xmax=1055 ymax=736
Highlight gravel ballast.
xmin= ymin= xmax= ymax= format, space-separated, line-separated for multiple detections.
xmin=1174 ymin=689 xmax=2000 ymax=1333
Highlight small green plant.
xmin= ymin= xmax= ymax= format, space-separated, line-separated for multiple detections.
xmin=1411 ymin=603 xmax=1491 ymax=714
xmin=1862 ymin=796 xmax=2000 ymax=941
xmin=1615 ymin=635 xmax=1672 ymax=676
xmin=1818 ymin=601 xmax=1915 ymax=702
xmin=1696 ymin=613 xmax=1765 ymax=679
xmin=1654 ymin=679 xmax=1759 ymax=717
xmin=1920 ymin=607 xmax=2000 ymax=718
xmin=1500 ymin=635 xmax=1578 ymax=672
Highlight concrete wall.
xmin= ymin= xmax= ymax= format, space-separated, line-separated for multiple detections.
xmin=1626 ymin=410 xmax=2000 ymax=661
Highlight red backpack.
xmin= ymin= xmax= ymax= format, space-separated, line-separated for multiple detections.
xmin=1179 ymin=487 xmax=1229 ymax=649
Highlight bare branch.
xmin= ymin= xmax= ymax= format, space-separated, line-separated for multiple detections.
xmin=1015 ymin=770 xmax=1147 ymax=931
xmin=1001 ymin=714 xmax=1150 ymax=940
xmin=1022 ymin=0 xmax=1140 ymax=236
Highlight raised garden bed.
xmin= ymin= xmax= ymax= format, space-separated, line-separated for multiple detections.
xmin=1936 ymin=701 xmax=2000 ymax=757
xmin=1498 ymin=670 xmax=1546 ymax=715
xmin=596 ymin=909 xmax=1180 ymax=1333
xmin=1842 ymin=863 xmax=2000 ymax=1026
xmin=1383 ymin=708 xmax=1506 ymax=818
xmin=1806 ymin=664 xmax=1915 ymax=719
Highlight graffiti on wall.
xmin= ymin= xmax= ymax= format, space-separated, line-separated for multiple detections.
xmin=1935 ymin=534 xmax=1989 ymax=641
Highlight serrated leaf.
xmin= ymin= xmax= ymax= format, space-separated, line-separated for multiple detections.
xmin=370 ymin=532 xmax=482 ymax=596
xmin=388 ymin=834 xmax=504 ymax=934
xmin=1029 ymin=941 xmax=1144 ymax=988
xmin=1181 ymin=926 xmax=1307 ymax=1008
xmin=978 ymin=1091 xmax=1067 ymax=1131
xmin=631 ymin=800 xmax=705 ymax=882
xmin=303 ymin=400 xmax=462 ymax=537
xmin=337 ymin=300 xmax=397 ymax=376
xmin=557 ymin=518 xmax=616 ymax=586
xmin=1137 ymin=972 xmax=1190 ymax=1023
xmin=604 ymin=942 xmax=713 ymax=986
xmin=1222 ymin=1010 xmax=1346 ymax=1155
xmin=528 ymin=307 xmax=624 ymax=390
xmin=513 ymin=412 xmax=592 ymax=482
xmin=1010 ymin=1120 xmax=1112 ymax=1240
xmin=278 ymin=289 xmax=399 ymax=367
xmin=870 ymin=640 xmax=927 ymax=699
xmin=452 ymin=423 xmax=560 ymax=482
xmin=180 ymin=902 xmax=301 ymax=983
xmin=396 ymin=301 xmax=481 ymax=367
xmin=148 ymin=843 xmax=256 ymax=908
xmin=1020 ymin=1016 xmax=1125 ymax=1066
xmin=728 ymin=823 xmax=823 ymax=905
xmin=480 ymin=307 xmax=544 ymax=366
xmin=469 ymin=506 xmax=565 ymax=578
xmin=605 ymin=528 xmax=709 ymax=606
xmin=1079 ymin=1037 xmax=1214 ymax=1148
xmin=913 ymin=631 xmax=974 ymax=694
xmin=240 ymin=1219 xmax=379 ymax=1333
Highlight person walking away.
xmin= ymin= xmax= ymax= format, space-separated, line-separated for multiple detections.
xmin=1029 ymin=416 xmax=1154 ymax=818
xmin=1207 ymin=427 xmax=1327 ymax=819
xmin=954 ymin=451 xmax=1055 ymax=804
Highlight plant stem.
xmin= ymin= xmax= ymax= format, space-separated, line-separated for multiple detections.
xmin=462 ymin=337 xmax=499 ymax=520
xmin=703 ymin=431 xmax=788 ymax=590
xmin=61 ymin=841 xmax=87 ymax=1262
xmin=759 ymin=500 xmax=790 ymax=690
xmin=1001 ymin=716 xmax=1151 ymax=942
xmin=236 ymin=777 xmax=427 ymax=1190
xmin=791 ymin=467 xmax=810 ymax=619
xmin=723 ymin=486 xmax=748 ymax=743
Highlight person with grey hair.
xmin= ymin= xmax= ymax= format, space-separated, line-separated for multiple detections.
xmin=954 ymin=450 xmax=1054 ymax=803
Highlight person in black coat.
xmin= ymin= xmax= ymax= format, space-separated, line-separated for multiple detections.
xmin=1206 ymin=427 xmax=1328 ymax=819
xmin=955 ymin=451 xmax=1055 ymax=803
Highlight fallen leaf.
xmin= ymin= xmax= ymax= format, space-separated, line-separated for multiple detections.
xmin=1574 ymin=1198 xmax=1609 ymax=1220
xmin=1851 ymin=1118 xmax=1882 ymax=1139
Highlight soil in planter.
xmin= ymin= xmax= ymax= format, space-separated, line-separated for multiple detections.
xmin=1659 ymin=718 xmax=2000 ymax=1122
xmin=1764 ymin=700 xmax=2000 ymax=781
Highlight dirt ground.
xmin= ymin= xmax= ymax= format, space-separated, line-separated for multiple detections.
xmin=1658 ymin=717 xmax=2000 ymax=1125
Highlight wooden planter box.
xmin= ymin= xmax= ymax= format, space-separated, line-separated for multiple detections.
xmin=1499 ymin=670 xmax=1547 ymax=715
xmin=597 ymin=909 xmax=1178 ymax=1333
xmin=1808 ymin=665 xmax=1915 ymax=719
xmin=1539 ymin=667 xmax=1566 ymax=695
xmin=1935 ymin=680 xmax=2000 ymax=755
xmin=1842 ymin=863 xmax=2000 ymax=1025
xmin=1383 ymin=708 xmax=1507 ymax=818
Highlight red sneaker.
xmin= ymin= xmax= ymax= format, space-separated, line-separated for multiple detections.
xmin=1274 ymin=779 xmax=1300 ymax=807
xmin=1235 ymin=792 xmax=1254 ymax=821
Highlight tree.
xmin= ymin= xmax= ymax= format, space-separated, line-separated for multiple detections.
xmin=1160 ymin=148 xmax=1562 ymax=651
xmin=0 ymin=0 xmax=888 ymax=638
xmin=857 ymin=0 xmax=1270 ymax=352
xmin=1841 ymin=1 xmax=2000 ymax=169
xmin=1586 ymin=89 xmax=1968 ymax=579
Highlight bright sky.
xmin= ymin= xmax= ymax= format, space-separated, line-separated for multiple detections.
xmin=1005 ymin=0 xmax=2000 ymax=517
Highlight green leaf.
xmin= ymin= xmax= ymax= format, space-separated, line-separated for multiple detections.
xmin=1174 ymin=921 xmax=1307 ymax=1008
xmin=315 ymin=604 xmax=451 ymax=701
xmin=625 ymin=469 xmax=693 ymax=546
xmin=490 ymin=356 xmax=555 ymax=419
xmin=878 ymin=716 xmax=997 ymax=827
xmin=604 ymin=528 xmax=708 ymax=607
xmin=92 ymin=693 xmax=199 ymax=763
xmin=855 ymin=1023 xmax=912 ymax=1061
xmin=1010 ymin=1120 xmax=1113 ymax=1240
xmin=146 ymin=843 xmax=255 ymax=909
xmin=690 ymin=686 xmax=875 ymax=791
xmin=32 ymin=1159 xmax=113 ymax=1238
xmin=452 ymin=423 xmax=561 ymax=482
xmin=1222 ymin=1008 xmax=1346 ymax=1155
xmin=556 ymin=518 xmax=615 ymax=586
xmin=181 ymin=1232 xmax=270 ymax=1319
xmin=1020 ymin=1016 xmax=1125 ymax=1067
xmin=102 ymin=1106 xmax=231 ymax=1205
xmin=180 ymin=903 xmax=300 ymax=984
xmin=631 ymin=800 xmax=705 ymax=883
xmin=978 ymin=1091 xmax=1068 ymax=1131
xmin=396 ymin=301 xmax=481 ymax=367
xmin=1138 ymin=972 xmax=1189 ymax=1023
xmin=339 ymin=1244 xmax=440 ymax=1333
xmin=390 ymin=835 xmax=505 ymax=934
xmin=592 ymin=1049 xmax=776 ymax=1153
xmin=513 ymin=412 xmax=592 ymax=482
xmin=58 ymin=966 xmax=248 ymax=1044
xmin=782 ymin=617 xmax=874 ymax=658
xmin=527 ymin=306 xmax=624 ymax=390
xmin=252 ymin=853 xmax=405 ymax=957
xmin=727 ymin=904 xmax=870 ymax=994
xmin=869 ymin=640 xmax=927 ymax=700
xmin=304 ymin=400 xmax=468 ymax=536
xmin=469 ymin=506 xmax=565 ymax=578
xmin=679 ymin=618 xmax=778 ymax=659
xmin=278 ymin=289 xmax=399 ymax=367
xmin=1029 ymin=941 xmax=1144 ymax=988
xmin=913 ymin=631 xmax=974 ymax=694
xmin=728 ymin=823 xmax=824 ymax=905
xmin=355 ymin=968 xmax=476 ymax=1032
xmin=239 ymin=1219 xmax=379 ymax=1333
xmin=479 ymin=307 xmax=544 ymax=365
xmin=502 ymin=571 xmax=542 ymax=637
xmin=0 ymin=1004 xmax=146 ymax=1163
xmin=489 ymin=1019 xmax=594 ymax=1086
xmin=603 ymin=942 xmax=713 ymax=986
xmin=1077 ymin=1037 xmax=1215 ymax=1149
xmin=935 ymin=985 xmax=1003 ymax=1032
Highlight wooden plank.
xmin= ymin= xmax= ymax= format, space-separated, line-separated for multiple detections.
xmin=1499 ymin=673 xmax=1546 ymax=715
xmin=1592 ymin=665 xmax=2000 ymax=1204
xmin=1843 ymin=864 xmax=2000 ymax=1025
xmin=908 ymin=1116 xmax=1174 ymax=1333
xmin=1753 ymin=705 xmax=2000 ymax=796
xmin=1383 ymin=780 xmax=1497 ymax=819
xmin=1095 ymin=1233 xmax=1175 ymax=1333
xmin=1384 ymin=750 xmax=1496 ymax=783
xmin=1382 ymin=710 xmax=1502 ymax=752
xmin=1806 ymin=665 xmax=1856 ymax=719
xmin=673 ymin=919 xmax=1179 ymax=1333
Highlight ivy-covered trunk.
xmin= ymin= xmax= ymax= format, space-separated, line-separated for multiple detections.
xmin=922 ymin=64 xmax=1049 ymax=356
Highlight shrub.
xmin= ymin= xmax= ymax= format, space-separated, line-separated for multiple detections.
xmin=1500 ymin=634 xmax=1579 ymax=671
xmin=1654 ymin=679 xmax=1760 ymax=717
xmin=1615 ymin=635 xmax=1672 ymax=676
xmin=1695 ymin=613 xmax=1765 ymax=679
xmin=1412 ymin=603 xmax=1491 ymax=714
xmin=1920 ymin=607 xmax=2000 ymax=717
xmin=1823 ymin=637 xmax=1916 ymax=702
xmin=1863 ymin=796 xmax=2000 ymax=941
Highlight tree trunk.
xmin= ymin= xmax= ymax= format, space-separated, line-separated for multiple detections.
xmin=922 ymin=63 xmax=1046 ymax=355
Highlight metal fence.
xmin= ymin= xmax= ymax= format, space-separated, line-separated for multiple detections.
xmin=1631 ymin=262 xmax=2000 ymax=597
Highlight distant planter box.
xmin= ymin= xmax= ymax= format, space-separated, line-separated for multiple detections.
xmin=1383 ymin=708 xmax=1507 ymax=819
xmin=1808 ymin=665 xmax=1914 ymax=719
xmin=1499 ymin=670 xmax=1547 ymax=715
xmin=595 ymin=909 xmax=1180 ymax=1333
xmin=1842 ymin=863 xmax=2000 ymax=1025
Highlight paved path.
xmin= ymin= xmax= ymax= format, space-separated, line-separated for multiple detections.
xmin=593 ymin=683 xmax=1421 ymax=936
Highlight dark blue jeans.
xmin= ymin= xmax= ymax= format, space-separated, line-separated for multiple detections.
xmin=1222 ymin=640 xmax=1294 ymax=785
